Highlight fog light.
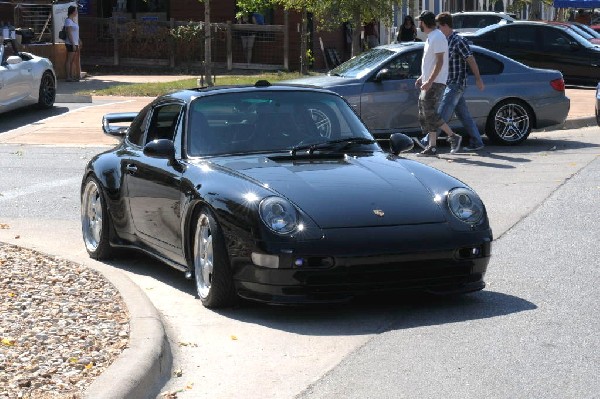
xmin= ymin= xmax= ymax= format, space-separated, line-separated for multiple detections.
xmin=251 ymin=252 xmax=279 ymax=268
xmin=294 ymin=258 xmax=304 ymax=267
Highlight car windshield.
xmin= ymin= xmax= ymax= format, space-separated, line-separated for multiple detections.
xmin=328 ymin=48 xmax=396 ymax=78
xmin=187 ymin=91 xmax=375 ymax=157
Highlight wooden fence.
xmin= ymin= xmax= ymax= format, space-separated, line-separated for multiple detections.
xmin=79 ymin=16 xmax=290 ymax=71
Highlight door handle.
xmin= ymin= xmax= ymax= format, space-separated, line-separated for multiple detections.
xmin=125 ymin=164 xmax=138 ymax=174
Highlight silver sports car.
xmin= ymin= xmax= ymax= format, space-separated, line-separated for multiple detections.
xmin=0 ymin=39 xmax=56 ymax=114
xmin=286 ymin=43 xmax=570 ymax=145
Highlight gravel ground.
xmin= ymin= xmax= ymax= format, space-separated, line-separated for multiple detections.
xmin=0 ymin=242 xmax=129 ymax=399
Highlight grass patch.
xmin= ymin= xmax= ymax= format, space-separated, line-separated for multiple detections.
xmin=77 ymin=71 xmax=322 ymax=97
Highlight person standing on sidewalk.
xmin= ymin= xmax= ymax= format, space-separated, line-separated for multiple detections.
xmin=419 ymin=12 xmax=485 ymax=151
xmin=415 ymin=10 xmax=462 ymax=157
xmin=64 ymin=5 xmax=82 ymax=82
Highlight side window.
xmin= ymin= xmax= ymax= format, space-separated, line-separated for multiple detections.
xmin=454 ymin=16 xmax=464 ymax=29
xmin=127 ymin=106 xmax=151 ymax=147
xmin=507 ymin=26 xmax=536 ymax=47
xmin=145 ymin=103 xmax=184 ymax=144
xmin=471 ymin=53 xmax=504 ymax=75
xmin=542 ymin=28 xmax=572 ymax=51
xmin=380 ymin=50 xmax=422 ymax=80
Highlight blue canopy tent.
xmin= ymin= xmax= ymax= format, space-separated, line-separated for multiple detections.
xmin=553 ymin=0 xmax=600 ymax=7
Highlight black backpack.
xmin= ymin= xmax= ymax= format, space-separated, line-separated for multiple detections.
xmin=59 ymin=24 xmax=66 ymax=40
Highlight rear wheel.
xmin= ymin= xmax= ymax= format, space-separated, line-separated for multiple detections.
xmin=81 ymin=177 xmax=113 ymax=260
xmin=193 ymin=207 xmax=237 ymax=308
xmin=37 ymin=71 xmax=56 ymax=109
xmin=485 ymin=100 xmax=532 ymax=145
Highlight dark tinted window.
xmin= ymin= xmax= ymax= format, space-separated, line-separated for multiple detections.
xmin=542 ymin=27 xmax=574 ymax=51
xmin=145 ymin=103 xmax=184 ymax=144
xmin=471 ymin=53 xmax=504 ymax=75
xmin=507 ymin=26 xmax=537 ymax=47
xmin=127 ymin=105 xmax=151 ymax=147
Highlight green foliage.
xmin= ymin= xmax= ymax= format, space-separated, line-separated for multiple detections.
xmin=170 ymin=23 xmax=205 ymax=42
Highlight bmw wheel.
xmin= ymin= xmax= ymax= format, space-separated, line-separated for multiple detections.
xmin=37 ymin=71 xmax=56 ymax=109
xmin=485 ymin=100 xmax=533 ymax=145
xmin=81 ymin=177 xmax=113 ymax=259
xmin=193 ymin=208 xmax=237 ymax=308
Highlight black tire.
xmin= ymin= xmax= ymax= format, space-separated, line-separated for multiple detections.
xmin=485 ymin=100 xmax=533 ymax=145
xmin=81 ymin=176 xmax=114 ymax=260
xmin=192 ymin=207 xmax=237 ymax=308
xmin=37 ymin=71 xmax=56 ymax=109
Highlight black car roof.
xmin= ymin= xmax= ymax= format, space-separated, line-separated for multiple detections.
xmin=158 ymin=82 xmax=340 ymax=103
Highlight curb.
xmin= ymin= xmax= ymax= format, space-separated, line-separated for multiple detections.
xmin=539 ymin=116 xmax=597 ymax=132
xmin=83 ymin=261 xmax=172 ymax=399
xmin=56 ymin=94 xmax=93 ymax=103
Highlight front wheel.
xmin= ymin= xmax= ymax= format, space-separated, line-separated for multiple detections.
xmin=81 ymin=177 xmax=113 ymax=260
xmin=193 ymin=208 xmax=237 ymax=308
xmin=37 ymin=71 xmax=56 ymax=109
xmin=485 ymin=100 xmax=532 ymax=145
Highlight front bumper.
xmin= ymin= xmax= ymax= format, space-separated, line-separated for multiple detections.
xmin=231 ymin=224 xmax=492 ymax=304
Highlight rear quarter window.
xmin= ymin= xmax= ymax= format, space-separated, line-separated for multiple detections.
xmin=471 ymin=53 xmax=504 ymax=75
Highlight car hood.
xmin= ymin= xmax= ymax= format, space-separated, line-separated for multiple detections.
xmin=210 ymin=153 xmax=448 ymax=228
xmin=283 ymin=75 xmax=361 ymax=88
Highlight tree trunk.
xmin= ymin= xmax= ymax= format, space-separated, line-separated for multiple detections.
xmin=204 ymin=0 xmax=213 ymax=86
xmin=300 ymin=8 xmax=308 ymax=74
xmin=352 ymin=10 xmax=362 ymax=57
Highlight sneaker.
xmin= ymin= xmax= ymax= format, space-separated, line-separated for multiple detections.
xmin=463 ymin=144 xmax=485 ymax=151
xmin=448 ymin=134 xmax=462 ymax=154
xmin=412 ymin=137 xmax=427 ymax=150
xmin=416 ymin=146 xmax=438 ymax=157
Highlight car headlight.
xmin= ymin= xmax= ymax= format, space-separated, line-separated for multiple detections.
xmin=259 ymin=196 xmax=299 ymax=234
xmin=447 ymin=188 xmax=484 ymax=224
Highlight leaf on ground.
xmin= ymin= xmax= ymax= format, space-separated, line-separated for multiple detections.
xmin=85 ymin=363 xmax=93 ymax=369
xmin=230 ymin=335 xmax=238 ymax=340
xmin=0 ymin=223 xmax=9 ymax=229
xmin=1 ymin=338 xmax=16 ymax=346
xmin=14 ymin=235 xmax=20 ymax=239
xmin=173 ymin=368 xmax=183 ymax=377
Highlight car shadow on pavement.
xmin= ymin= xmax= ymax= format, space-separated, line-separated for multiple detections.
xmin=106 ymin=249 xmax=536 ymax=337
xmin=214 ymin=290 xmax=536 ymax=336
xmin=0 ymin=105 xmax=70 ymax=133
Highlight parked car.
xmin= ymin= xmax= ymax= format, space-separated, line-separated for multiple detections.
xmin=452 ymin=11 xmax=516 ymax=33
xmin=569 ymin=21 xmax=600 ymax=40
xmin=0 ymin=39 xmax=56 ymax=114
xmin=596 ymin=82 xmax=600 ymax=126
xmin=413 ymin=11 xmax=515 ymax=42
xmin=545 ymin=21 xmax=600 ymax=45
xmin=81 ymin=83 xmax=493 ymax=308
xmin=285 ymin=42 xmax=569 ymax=145
xmin=464 ymin=21 xmax=600 ymax=84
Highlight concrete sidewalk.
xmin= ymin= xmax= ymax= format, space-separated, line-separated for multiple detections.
xmin=1 ymin=74 xmax=596 ymax=146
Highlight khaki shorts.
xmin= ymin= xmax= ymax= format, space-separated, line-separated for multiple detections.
xmin=418 ymin=82 xmax=446 ymax=133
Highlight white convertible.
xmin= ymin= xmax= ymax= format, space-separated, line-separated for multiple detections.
xmin=0 ymin=39 xmax=56 ymax=114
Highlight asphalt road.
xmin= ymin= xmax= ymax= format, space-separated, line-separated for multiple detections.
xmin=0 ymin=122 xmax=599 ymax=398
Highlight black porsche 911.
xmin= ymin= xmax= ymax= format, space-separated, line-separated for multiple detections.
xmin=81 ymin=81 xmax=493 ymax=308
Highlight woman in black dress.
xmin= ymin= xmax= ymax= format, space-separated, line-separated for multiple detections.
xmin=397 ymin=15 xmax=417 ymax=42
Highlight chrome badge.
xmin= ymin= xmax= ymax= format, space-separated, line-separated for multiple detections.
xmin=373 ymin=209 xmax=385 ymax=217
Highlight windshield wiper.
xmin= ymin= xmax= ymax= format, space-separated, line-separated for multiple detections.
xmin=290 ymin=137 xmax=377 ymax=156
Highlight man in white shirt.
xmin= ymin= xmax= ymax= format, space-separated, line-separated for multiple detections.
xmin=415 ymin=10 xmax=462 ymax=156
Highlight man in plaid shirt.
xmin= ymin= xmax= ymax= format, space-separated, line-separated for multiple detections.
xmin=418 ymin=12 xmax=486 ymax=151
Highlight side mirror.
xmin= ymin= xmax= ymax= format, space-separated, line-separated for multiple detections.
xmin=6 ymin=55 xmax=22 ymax=65
xmin=144 ymin=139 xmax=176 ymax=160
xmin=374 ymin=68 xmax=391 ymax=82
xmin=389 ymin=133 xmax=414 ymax=154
